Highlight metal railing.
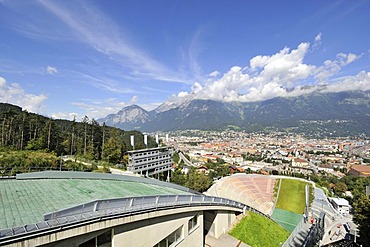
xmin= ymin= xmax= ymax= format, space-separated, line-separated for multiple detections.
xmin=0 ymin=194 xmax=269 ymax=244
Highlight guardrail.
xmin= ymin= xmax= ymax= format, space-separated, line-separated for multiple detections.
xmin=0 ymin=194 xmax=269 ymax=244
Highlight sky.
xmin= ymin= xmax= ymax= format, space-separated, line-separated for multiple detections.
xmin=1 ymin=0 xmax=370 ymax=120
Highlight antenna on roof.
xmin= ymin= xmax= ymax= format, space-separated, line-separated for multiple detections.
xmin=130 ymin=135 xmax=135 ymax=150
xmin=144 ymin=134 xmax=148 ymax=149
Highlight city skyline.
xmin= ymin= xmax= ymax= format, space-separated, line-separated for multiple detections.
xmin=0 ymin=0 xmax=370 ymax=121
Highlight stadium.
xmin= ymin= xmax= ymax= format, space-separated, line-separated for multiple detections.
xmin=0 ymin=171 xmax=273 ymax=247
xmin=0 ymin=169 xmax=349 ymax=247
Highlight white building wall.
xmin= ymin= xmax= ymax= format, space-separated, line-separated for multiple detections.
xmin=112 ymin=211 xmax=203 ymax=247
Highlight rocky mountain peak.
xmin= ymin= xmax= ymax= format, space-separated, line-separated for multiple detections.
xmin=98 ymin=90 xmax=370 ymax=136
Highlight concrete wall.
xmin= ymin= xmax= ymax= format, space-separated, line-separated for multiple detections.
xmin=204 ymin=210 xmax=237 ymax=239
xmin=2 ymin=206 xmax=241 ymax=247
xmin=215 ymin=210 xmax=236 ymax=238
xmin=113 ymin=211 xmax=203 ymax=247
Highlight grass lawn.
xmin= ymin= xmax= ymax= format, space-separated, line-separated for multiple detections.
xmin=230 ymin=212 xmax=290 ymax=247
xmin=275 ymin=179 xmax=306 ymax=214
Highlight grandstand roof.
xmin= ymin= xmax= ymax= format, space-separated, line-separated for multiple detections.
xmin=0 ymin=171 xmax=194 ymax=230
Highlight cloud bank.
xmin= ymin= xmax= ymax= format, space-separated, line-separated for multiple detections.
xmin=176 ymin=40 xmax=368 ymax=105
xmin=0 ymin=76 xmax=47 ymax=113
xmin=50 ymin=96 xmax=146 ymax=121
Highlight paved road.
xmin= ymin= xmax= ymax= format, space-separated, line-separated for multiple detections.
xmin=178 ymin=151 xmax=198 ymax=167
xmin=205 ymin=234 xmax=251 ymax=247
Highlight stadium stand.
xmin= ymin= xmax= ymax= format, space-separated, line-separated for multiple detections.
xmin=205 ymin=173 xmax=276 ymax=215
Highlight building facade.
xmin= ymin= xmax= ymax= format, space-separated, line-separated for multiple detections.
xmin=127 ymin=147 xmax=173 ymax=178
xmin=330 ymin=198 xmax=350 ymax=215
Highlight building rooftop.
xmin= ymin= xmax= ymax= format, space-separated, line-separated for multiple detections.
xmin=351 ymin=164 xmax=370 ymax=172
xmin=331 ymin=197 xmax=349 ymax=206
xmin=0 ymin=171 xmax=193 ymax=230
xmin=127 ymin=146 xmax=171 ymax=154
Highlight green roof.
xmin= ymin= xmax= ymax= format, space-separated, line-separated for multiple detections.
xmin=0 ymin=172 xmax=193 ymax=229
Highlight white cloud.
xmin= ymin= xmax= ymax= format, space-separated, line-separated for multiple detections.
xmin=46 ymin=65 xmax=58 ymax=74
xmin=315 ymin=53 xmax=359 ymax=82
xmin=191 ymin=82 xmax=203 ymax=94
xmin=178 ymin=91 xmax=189 ymax=98
xmin=172 ymin=40 xmax=365 ymax=106
xmin=189 ymin=43 xmax=314 ymax=102
xmin=130 ymin=95 xmax=139 ymax=104
xmin=312 ymin=33 xmax=322 ymax=51
xmin=323 ymin=71 xmax=370 ymax=92
xmin=67 ymin=97 xmax=157 ymax=120
xmin=209 ymin=71 xmax=220 ymax=77
xmin=0 ymin=76 xmax=47 ymax=113
xmin=51 ymin=112 xmax=78 ymax=120
xmin=249 ymin=43 xmax=313 ymax=86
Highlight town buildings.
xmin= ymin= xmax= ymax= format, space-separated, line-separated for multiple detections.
xmin=164 ymin=130 xmax=369 ymax=177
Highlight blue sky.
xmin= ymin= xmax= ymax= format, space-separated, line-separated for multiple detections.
xmin=0 ymin=0 xmax=370 ymax=120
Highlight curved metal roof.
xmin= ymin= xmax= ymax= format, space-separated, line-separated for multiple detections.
xmin=0 ymin=171 xmax=194 ymax=230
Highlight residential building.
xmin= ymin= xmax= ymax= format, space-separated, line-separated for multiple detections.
xmin=348 ymin=165 xmax=370 ymax=177
xmin=127 ymin=147 xmax=173 ymax=179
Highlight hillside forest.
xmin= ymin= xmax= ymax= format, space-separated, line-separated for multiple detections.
xmin=0 ymin=103 xmax=157 ymax=175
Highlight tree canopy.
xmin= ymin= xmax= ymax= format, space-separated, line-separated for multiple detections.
xmin=0 ymin=103 xmax=157 ymax=174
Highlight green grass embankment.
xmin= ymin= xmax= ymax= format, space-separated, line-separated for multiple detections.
xmin=230 ymin=212 xmax=290 ymax=247
xmin=275 ymin=179 xmax=306 ymax=214
xmin=272 ymin=179 xmax=310 ymax=232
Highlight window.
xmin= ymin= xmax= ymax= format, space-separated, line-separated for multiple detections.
xmin=153 ymin=226 xmax=183 ymax=247
xmin=97 ymin=230 xmax=111 ymax=247
xmin=79 ymin=230 xmax=111 ymax=247
xmin=188 ymin=215 xmax=199 ymax=233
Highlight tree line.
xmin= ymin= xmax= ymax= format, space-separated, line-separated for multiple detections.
xmin=0 ymin=103 xmax=157 ymax=171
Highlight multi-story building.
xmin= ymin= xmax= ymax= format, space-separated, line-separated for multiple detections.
xmin=127 ymin=146 xmax=173 ymax=179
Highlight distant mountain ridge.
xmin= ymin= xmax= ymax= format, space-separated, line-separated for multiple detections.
xmin=98 ymin=90 xmax=370 ymax=136
xmin=102 ymin=104 xmax=151 ymax=130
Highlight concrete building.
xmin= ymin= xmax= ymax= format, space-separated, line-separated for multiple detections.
xmin=348 ymin=165 xmax=370 ymax=177
xmin=292 ymin=158 xmax=309 ymax=167
xmin=330 ymin=198 xmax=350 ymax=215
xmin=127 ymin=147 xmax=173 ymax=178
xmin=317 ymin=163 xmax=334 ymax=173
xmin=0 ymin=171 xmax=261 ymax=247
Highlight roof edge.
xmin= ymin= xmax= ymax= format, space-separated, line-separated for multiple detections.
xmin=16 ymin=171 xmax=198 ymax=194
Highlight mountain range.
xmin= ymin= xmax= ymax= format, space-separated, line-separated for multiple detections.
xmin=98 ymin=90 xmax=370 ymax=136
